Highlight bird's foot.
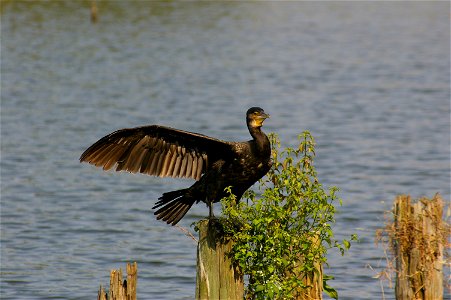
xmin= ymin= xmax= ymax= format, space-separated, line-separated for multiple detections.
xmin=207 ymin=204 xmax=220 ymax=227
xmin=207 ymin=212 xmax=219 ymax=224
xmin=207 ymin=214 xmax=218 ymax=222
xmin=208 ymin=202 xmax=215 ymax=219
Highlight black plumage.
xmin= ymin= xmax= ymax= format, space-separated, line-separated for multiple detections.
xmin=80 ymin=107 xmax=271 ymax=225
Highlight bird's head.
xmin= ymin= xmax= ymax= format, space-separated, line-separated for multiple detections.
xmin=246 ymin=107 xmax=270 ymax=128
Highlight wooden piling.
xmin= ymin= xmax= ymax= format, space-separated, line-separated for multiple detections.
xmin=98 ymin=262 xmax=137 ymax=300
xmin=195 ymin=219 xmax=244 ymax=300
xmin=286 ymin=235 xmax=323 ymax=300
xmin=90 ymin=0 xmax=98 ymax=23
xmin=391 ymin=194 xmax=445 ymax=300
xmin=298 ymin=262 xmax=323 ymax=300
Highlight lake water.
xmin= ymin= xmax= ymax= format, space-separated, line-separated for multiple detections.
xmin=1 ymin=2 xmax=449 ymax=299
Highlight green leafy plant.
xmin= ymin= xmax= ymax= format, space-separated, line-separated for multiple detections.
xmin=220 ymin=131 xmax=357 ymax=299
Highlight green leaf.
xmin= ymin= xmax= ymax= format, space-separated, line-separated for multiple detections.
xmin=267 ymin=265 xmax=275 ymax=273
xmin=343 ymin=239 xmax=351 ymax=250
xmin=324 ymin=283 xmax=339 ymax=299
xmin=255 ymin=284 xmax=265 ymax=292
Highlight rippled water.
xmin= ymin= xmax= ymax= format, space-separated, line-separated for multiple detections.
xmin=1 ymin=2 xmax=449 ymax=299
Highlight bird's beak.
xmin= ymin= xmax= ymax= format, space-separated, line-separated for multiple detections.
xmin=261 ymin=112 xmax=270 ymax=119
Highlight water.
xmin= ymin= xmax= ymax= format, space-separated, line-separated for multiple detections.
xmin=1 ymin=2 xmax=449 ymax=299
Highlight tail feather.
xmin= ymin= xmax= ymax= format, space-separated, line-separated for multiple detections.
xmin=163 ymin=202 xmax=189 ymax=224
xmin=153 ymin=189 xmax=195 ymax=225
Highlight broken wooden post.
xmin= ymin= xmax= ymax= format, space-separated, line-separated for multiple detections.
xmin=391 ymin=194 xmax=445 ymax=300
xmin=195 ymin=219 xmax=244 ymax=300
xmin=97 ymin=262 xmax=137 ymax=300
xmin=90 ymin=0 xmax=98 ymax=23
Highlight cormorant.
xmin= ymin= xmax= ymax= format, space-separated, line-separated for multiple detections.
xmin=79 ymin=107 xmax=271 ymax=225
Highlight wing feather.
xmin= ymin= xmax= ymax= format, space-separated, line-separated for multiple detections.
xmin=91 ymin=144 xmax=118 ymax=167
xmin=104 ymin=146 xmax=128 ymax=170
xmin=191 ymin=154 xmax=198 ymax=179
xmin=156 ymin=151 xmax=165 ymax=176
xmin=179 ymin=155 xmax=188 ymax=178
xmin=123 ymin=137 xmax=149 ymax=172
xmin=166 ymin=149 xmax=177 ymax=177
xmin=149 ymin=151 xmax=160 ymax=175
xmin=161 ymin=144 xmax=176 ymax=177
xmin=187 ymin=153 xmax=194 ymax=178
xmin=80 ymin=125 xmax=234 ymax=180
xmin=172 ymin=155 xmax=182 ymax=177
xmin=139 ymin=149 xmax=152 ymax=174
xmin=196 ymin=156 xmax=203 ymax=180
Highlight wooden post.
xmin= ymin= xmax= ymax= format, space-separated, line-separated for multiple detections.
xmin=290 ymin=235 xmax=323 ymax=300
xmin=298 ymin=261 xmax=322 ymax=300
xmin=195 ymin=220 xmax=244 ymax=300
xmin=90 ymin=0 xmax=98 ymax=23
xmin=98 ymin=262 xmax=138 ymax=300
xmin=391 ymin=194 xmax=445 ymax=300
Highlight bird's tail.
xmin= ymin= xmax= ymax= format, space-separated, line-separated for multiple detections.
xmin=152 ymin=188 xmax=195 ymax=225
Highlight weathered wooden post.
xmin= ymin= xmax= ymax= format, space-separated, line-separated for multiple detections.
xmin=98 ymin=262 xmax=137 ymax=300
xmin=391 ymin=194 xmax=445 ymax=300
xmin=298 ymin=261 xmax=322 ymax=300
xmin=289 ymin=235 xmax=323 ymax=300
xmin=290 ymin=262 xmax=323 ymax=300
xmin=90 ymin=0 xmax=98 ymax=23
xmin=195 ymin=219 xmax=244 ymax=300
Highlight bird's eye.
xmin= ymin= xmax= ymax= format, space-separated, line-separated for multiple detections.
xmin=253 ymin=111 xmax=259 ymax=115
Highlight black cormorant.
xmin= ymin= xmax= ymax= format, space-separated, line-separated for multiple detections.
xmin=80 ymin=107 xmax=271 ymax=225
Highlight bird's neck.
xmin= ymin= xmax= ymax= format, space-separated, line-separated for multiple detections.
xmin=249 ymin=126 xmax=270 ymax=155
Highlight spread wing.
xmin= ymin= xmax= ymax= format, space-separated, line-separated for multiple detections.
xmin=79 ymin=125 xmax=234 ymax=180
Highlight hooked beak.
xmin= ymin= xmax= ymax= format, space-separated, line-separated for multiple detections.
xmin=260 ymin=112 xmax=270 ymax=120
